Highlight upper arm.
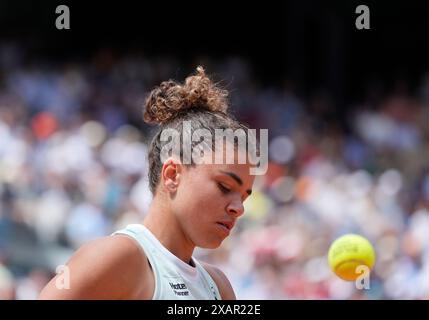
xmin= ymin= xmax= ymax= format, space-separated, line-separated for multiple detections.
xmin=201 ymin=262 xmax=236 ymax=300
xmin=38 ymin=235 xmax=148 ymax=300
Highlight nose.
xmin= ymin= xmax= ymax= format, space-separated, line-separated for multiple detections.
xmin=226 ymin=199 xmax=244 ymax=218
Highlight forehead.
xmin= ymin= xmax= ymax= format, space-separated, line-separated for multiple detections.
xmin=194 ymin=162 xmax=255 ymax=185
xmin=185 ymin=140 xmax=257 ymax=184
xmin=197 ymin=142 xmax=256 ymax=166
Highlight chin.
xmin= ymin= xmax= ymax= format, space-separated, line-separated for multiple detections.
xmin=198 ymin=238 xmax=224 ymax=249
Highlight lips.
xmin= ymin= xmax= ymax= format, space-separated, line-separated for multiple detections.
xmin=216 ymin=221 xmax=234 ymax=231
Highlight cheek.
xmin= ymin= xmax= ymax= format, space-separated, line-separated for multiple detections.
xmin=194 ymin=187 xmax=220 ymax=212
xmin=177 ymin=181 xmax=223 ymax=219
xmin=175 ymin=180 xmax=228 ymax=248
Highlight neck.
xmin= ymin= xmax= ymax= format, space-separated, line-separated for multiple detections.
xmin=142 ymin=193 xmax=195 ymax=266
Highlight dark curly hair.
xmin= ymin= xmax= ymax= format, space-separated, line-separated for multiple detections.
xmin=143 ymin=66 xmax=249 ymax=194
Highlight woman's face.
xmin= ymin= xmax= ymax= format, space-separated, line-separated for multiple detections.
xmin=170 ymin=158 xmax=255 ymax=249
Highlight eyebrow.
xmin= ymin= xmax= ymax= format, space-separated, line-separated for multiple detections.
xmin=219 ymin=170 xmax=252 ymax=196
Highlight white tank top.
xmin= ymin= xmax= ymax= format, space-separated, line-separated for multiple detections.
xmin=112 ymin=224 xmax=222 ymax=300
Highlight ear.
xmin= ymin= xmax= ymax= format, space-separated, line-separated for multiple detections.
xmin=161 ymin=157 xmax=182 ymax=193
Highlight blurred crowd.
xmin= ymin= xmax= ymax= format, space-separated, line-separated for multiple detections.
xmin=1 ymin=43 xmax=429 ymax=300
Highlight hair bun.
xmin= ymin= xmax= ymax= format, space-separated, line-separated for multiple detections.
xmin=143 ymin=66 xmax=229 ymax=125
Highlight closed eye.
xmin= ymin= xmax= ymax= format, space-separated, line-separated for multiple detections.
xmin=217 ymin=183 xmax=231 ymax=194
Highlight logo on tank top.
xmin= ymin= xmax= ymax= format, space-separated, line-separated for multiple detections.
xmin=169 ymin=282 xmax=190 ymax=296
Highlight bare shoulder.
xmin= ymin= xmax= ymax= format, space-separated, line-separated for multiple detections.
xmin=200 ymin=262 xmax=236 ymax=300
xmin=39 ymin=234 xmax=152 ymax=300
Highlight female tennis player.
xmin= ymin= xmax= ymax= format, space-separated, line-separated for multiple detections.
xmin=39 ymin=67 xmax=255 ymax=300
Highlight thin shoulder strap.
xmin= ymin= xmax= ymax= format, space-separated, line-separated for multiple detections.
xmin=194 ymin=259 xmax=223 ymax=300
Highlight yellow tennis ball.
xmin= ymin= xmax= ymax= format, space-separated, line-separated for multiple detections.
xmin=328 ymin=234 xmax=376 ymax=281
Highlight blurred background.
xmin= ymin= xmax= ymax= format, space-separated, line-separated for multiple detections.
xmin=2 ymin=0 xmax=429 ymax=299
